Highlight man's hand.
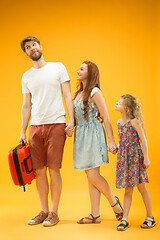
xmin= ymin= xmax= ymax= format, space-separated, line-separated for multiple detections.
xmin=19 ymin=133 xmax=27 ymax=145
xmin=65 ymin=123 xmax=74 ymax=137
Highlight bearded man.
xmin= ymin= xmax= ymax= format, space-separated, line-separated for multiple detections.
xmin=19 ymin=36 xmax=74 ymax=227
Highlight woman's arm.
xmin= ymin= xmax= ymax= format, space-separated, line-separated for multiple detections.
xmin=92 ymin=91 xmax=117 ymax=153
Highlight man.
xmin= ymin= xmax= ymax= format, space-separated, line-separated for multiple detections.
xmin=19 ymin=36 xmax=74 ymax=227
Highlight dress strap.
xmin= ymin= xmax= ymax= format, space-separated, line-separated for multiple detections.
xmin=90 ymin=87 xmax=101 ymax=98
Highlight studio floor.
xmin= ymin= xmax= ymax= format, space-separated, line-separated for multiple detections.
xmin=0 ymin=183 xmax=159 ymax=240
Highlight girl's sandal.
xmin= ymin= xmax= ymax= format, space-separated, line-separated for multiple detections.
xmin=140 ymin=217 xmax=156 ymax=229
xmin=117 ymin=218 xmax=129 ymax=231
xmin=112 ymin=196 xmax=123 ymax=221
xmin=77 ymin=214 xmax=101 ymax=224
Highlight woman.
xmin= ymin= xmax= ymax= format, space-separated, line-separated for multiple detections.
xmin=73 ymin=61 xmax=123 ymax=224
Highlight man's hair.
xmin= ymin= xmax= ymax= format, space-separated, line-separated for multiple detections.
xmin=21 ymin=36 xmax=40 ymax=52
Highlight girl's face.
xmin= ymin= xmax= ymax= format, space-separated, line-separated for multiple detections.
xmin=115 ymin=98 xmax=125 ymax=113
xmin=77 ymin=63 xmax=88 ymax=81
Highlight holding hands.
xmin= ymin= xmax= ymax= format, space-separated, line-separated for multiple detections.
xmin=65 ymin=122 xmax=74 ymax=137
xmin=108 ymin=142 xmax=118 ymax=154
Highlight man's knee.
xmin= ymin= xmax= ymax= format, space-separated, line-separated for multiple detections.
xmin=49 ymin=168 xmax=61 ymax=178
xmin=35 ymin=166 xmax=47 ymax=178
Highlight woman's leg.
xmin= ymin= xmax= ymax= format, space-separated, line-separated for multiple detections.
xmin=86 ymin=167 xmax=122 ymax=215
xmin=88 ymin=181 xmax=101 ymax=217
xmin=78 ymin=180 xmax=101 ymax=223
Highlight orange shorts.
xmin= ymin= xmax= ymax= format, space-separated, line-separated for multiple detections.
xmin=29 ymin=124 xmax=66 ymax=169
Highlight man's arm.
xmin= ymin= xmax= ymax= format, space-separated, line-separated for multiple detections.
xmin=19 ymin=93 xmax=32 ymax=144
xmin=61 ymin=81 xmax=74 ymax=137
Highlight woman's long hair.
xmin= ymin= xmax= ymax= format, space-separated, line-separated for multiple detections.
xmin=74 ymin=61 xmax=101 ymax=120
xmin=121 ymin=94 xmax=145 ymax=130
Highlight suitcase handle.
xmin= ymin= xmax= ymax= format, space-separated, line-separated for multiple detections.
xmin=22 ymin=141 xmax=25 ymax=147
xmin=19 ymin=141 xmax=26 ymax=149
xmin=23 ymin=156 xmax=33 ymax=174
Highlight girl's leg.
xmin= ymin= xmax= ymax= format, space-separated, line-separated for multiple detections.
xmin=85 ymin=167 xmax=122 ymax=215
xmin=137 ymin=183 xmax=152 ymax=218
xmin=123 ymin=187 xmax=134 ymax=219
xmin=117 ymin=187 xmax=133 ymax=230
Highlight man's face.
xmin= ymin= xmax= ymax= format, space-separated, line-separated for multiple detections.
xmin=24 ymin=41 xmax=42 ymax=61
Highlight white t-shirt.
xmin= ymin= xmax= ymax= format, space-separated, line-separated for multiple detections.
xmin=22 ymin=62 xmax=70 ymax=125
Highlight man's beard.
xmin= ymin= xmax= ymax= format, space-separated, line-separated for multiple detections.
xmin=29 ymin=50 xmax=42 ymax=61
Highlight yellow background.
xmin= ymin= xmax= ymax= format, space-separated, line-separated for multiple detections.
xmin=0 ymin=0 xmax=159 ymax=239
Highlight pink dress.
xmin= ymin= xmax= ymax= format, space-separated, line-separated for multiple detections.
xmin=116 ymin=120 xmax=149 ymax=189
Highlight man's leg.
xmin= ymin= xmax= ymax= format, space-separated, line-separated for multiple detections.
xmin=42 ymin=168 xmax=62 ymax=227
xmin=35 ymin=166 xmax=49 ymax=213
xmin=28 ymin=166 xmax=49 ymax=225
xmin=42 ymin=124 xmax=65 ymax=227
xmin=49 ymin=168 xmax=62 ymax=214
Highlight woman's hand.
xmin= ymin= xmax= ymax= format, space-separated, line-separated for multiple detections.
xmin=65 ymin=122 xmax=74 ymax=137
xmin=108 ymin=142 xmax=118 ymax=154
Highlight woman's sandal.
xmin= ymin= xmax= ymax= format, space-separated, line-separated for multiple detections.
xmin=117 ymin=218 xmax=129 ymax=231
xmin=112 ymin=196 xmax=123 ymax=221
xmin=140 ymin=217 xmax=156 ymax=229
xmin=77 ymin=214 xmax=101 ymax=224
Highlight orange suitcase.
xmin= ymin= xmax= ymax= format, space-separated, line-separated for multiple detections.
xmin=8 ymin=142 xmax=35 ymax=191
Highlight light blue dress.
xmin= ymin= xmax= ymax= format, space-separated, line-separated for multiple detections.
xmin=73 ymin=87 xmax=109 ymax=170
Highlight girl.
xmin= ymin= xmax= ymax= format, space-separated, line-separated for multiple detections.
xmin=115 ymin=94 xmax=156 ymax=231
xmin=73 ymin=61 xmax=123 ymax=224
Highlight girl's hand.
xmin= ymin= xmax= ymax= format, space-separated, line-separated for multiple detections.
xmin=108 ymin=142 xmax=118 ymax=154
xmin=143 ymin=159 xmax=150 ymax=169
xmin=112 ymin=147 xmax=118 ymax=154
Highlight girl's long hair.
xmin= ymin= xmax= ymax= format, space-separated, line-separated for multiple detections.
xmin=74 ymin=61 xmax=101 ymax=121
xmin=121 ymin=94 xmax=145 ymax=130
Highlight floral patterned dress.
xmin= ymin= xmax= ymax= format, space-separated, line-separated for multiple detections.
xmin=116 ymin=120 xmax=149 ymax=189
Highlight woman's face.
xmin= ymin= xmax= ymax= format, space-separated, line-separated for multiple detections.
xmin=77 ymin=63 xmax=88 ymax=81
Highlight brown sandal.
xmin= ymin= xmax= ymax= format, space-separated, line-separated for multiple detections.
xmin=112 ymin=196 xmax=123 ymax=221
xmin=77 ymin=214 xmax=101 ymax=224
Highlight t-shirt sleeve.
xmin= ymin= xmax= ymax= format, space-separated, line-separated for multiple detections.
xmin=58 ymin=63 xmax=70 ymax=84
xmin=22 ymin=74 xmax=30 ymax=94
xmin=90 ymin=87 xmax=101 ymax=98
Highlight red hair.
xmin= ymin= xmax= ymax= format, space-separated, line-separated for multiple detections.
xmin=74 ymin=61 xmax=102 ymax=120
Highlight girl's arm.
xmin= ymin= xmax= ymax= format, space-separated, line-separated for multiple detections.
xmin=131 ymin=119 xmax=150 ymax=169
xmin=92 ymin=91 xmax=117 ymax=153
